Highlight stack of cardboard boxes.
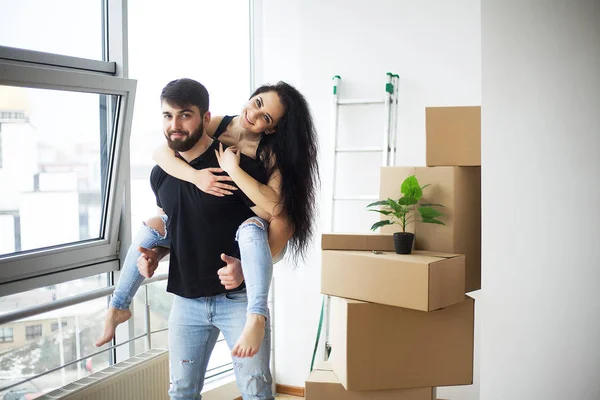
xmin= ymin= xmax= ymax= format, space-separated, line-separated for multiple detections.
xmin=306 ymin=106 xmax=481 ymax=400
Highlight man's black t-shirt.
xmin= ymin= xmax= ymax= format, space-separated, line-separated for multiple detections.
xmin=150 ymin=139 xmax=267 ymax=298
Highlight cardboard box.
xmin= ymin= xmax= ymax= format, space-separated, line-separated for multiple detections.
xmin=322 ymin=250 xmax=465 ymax=311
xmin=331 ymin=296 xmax=474 ymax=391
xmin=380 ymin=166 xmax=481 ymax=292
xmin=321 ymin=233 xmax=395 ymax=252
xmin=306 ymin=364 xmax=436 ymax=400
xmin=426 ymin=106 xmax=481 ymax=166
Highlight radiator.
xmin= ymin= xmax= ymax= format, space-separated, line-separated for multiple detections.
xmin=39 ymin=348 xmax=170 ymax=400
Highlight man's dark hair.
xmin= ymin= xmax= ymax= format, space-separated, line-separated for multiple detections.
xmin=160 ymin=78 xmax=209 ymax=114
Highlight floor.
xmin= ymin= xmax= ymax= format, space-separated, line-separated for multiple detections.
xmin=276 ymin=396 xmax=303 ymax=399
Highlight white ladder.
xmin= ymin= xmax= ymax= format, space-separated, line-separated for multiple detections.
xmin=322 ymin=73 xmax=400 ymax=360
xmin=328 ymin=73 xmax=399 ymax=231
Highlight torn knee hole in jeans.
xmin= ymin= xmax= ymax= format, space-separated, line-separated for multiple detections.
xmin=250 ymin=373 xmax=268 ymax=382
xmin=143 ymin=216 xmax=167 ymax=237
xmin=243 ymin=373 xmax=269 ymax=395
xmin=243 ymin=218 xmax=266 ymax=230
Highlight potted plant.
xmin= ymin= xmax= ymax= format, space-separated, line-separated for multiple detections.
xmin=367 ymin=175 xmax=445 ymax=254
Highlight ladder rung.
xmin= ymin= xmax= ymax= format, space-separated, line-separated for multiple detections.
xmin=335 ymin=147 xmax=383 ymax=153
xmin=337 ymin=99 xmax=385 ymax=105
xmin=333 ymin=195 xmax=378 ymax=201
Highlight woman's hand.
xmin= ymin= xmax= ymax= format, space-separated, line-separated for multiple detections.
xmin=193 ymin=168 xmax=238 ymax=197
xmin=215 ymin=142 xmax=241 ymax=175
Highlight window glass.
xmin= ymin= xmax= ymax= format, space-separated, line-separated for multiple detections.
xmin=0 ymin=0 xmax=103 ymax=60
xmin=0 ymin=85 xmax=118 ymax=256
xmin=0 ymin=274 xmax=110 ymax=396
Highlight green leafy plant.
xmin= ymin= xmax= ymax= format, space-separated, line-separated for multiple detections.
xmin=367 ymin=175 xmax=445 ymax=232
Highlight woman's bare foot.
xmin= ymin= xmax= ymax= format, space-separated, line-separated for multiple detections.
xmin=95 ymin=307 xmax=132 ymax=347
xmin=231 ymin=314 xmax=266 ymax=358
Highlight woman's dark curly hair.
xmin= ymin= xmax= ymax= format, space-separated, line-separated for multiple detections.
xmin=252 ymin=81 xmax=319 ymax=263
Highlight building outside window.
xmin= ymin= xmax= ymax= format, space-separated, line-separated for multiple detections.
xmin=25 ymin=325 xmax=42 ymax=341
xmin=0 ymin=327 xmax=13 ymax=343
xmin=50 ymin=321 xmax=68 ymax=332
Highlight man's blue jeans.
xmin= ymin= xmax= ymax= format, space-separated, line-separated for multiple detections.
xmin=168 ymin=290 xmax=273 ymax=399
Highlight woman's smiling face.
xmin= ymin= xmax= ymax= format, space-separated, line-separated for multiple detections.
xmin=240 ymin=91 xmax=285 ymax=134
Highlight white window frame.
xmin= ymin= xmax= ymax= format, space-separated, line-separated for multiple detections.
xmin=0 ymin=60 xmax=136 ymax=286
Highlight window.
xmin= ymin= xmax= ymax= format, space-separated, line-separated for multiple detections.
xmin=0 ymin=59 xmax=135 ymax=288
xmin=0 ymin=85 xmax=118 ymax=256
xmin=0 ymin=0 xmax=135 ymax=293
xmin=0 ymin=0 xmax=103 ymax=60
xmin=0 ymin=273 xmax=111 ymax=396
xmin=25 ymin=325 xmax=42 ymax=341
xmin=0 ymin=0 xmax=140 ymax=395
xmin=51 ymin=321 xmax=68 ymax=332
xmin=0 ymin=327 xmax=13 ymax=343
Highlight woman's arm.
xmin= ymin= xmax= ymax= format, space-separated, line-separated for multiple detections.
xmin=216 ymin=143 xmax=284 ymax=217
xmin=153 ymin=143 xmax=238 ymax=197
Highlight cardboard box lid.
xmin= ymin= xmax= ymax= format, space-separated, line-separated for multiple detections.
xmin=326 ymin=249 xmax=463 ymax=264
xmin=322 ymin=233 xmax=395 ymax=251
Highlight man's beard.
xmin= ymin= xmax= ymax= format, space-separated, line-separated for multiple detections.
xmin=165 ymin=121 xmax=204 ymax=152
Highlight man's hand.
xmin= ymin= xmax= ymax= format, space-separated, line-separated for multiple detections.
xmin=137 ymin=247 xmax=161 ymax=278
xmin=217 ymin=253 xmax=244 ymax=290
xmin=192 ymin=168 xmax=238 ymax=197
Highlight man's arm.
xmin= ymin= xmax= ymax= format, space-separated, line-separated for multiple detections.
xmin=151 ymin=246 xmax=170 ymax=260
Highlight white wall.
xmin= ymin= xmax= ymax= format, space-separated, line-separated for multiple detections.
xmin=256 ymin=1 xmax=481 ymax=398
xmin=480 ymin=1 xmax=600 ymax=399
